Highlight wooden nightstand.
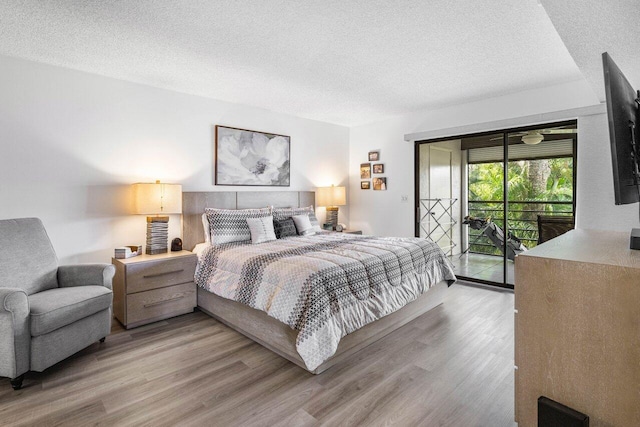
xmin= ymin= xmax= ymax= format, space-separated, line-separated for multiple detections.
xmin=112 ymin=251 xmax=197 ymax=329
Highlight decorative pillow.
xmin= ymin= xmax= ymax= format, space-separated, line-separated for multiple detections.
xmin=272 ymin=206 xmax=295 ymax=221
xmin=205 ymin=207 xmax=272 ymax=245
xmin=292 ymin=214 xmax=316 ymax=236
xmin=273 ymin=218 xmax=297 ymax=239
xmin=311 ymin=214 xmax=320 ymax=226
xmin=201 ymin=213 xmax=211 ymax=244
xmin=293 ymin=206 xmax=321 ymax=230
xmin=274 ymin=206 xmax=321 ymax=231
xmin=246 ymin=216 xmax=277 ymax=244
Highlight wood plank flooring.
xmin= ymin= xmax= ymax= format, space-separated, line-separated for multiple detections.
xmin=0 ymin=282 xmax=516 ymax=426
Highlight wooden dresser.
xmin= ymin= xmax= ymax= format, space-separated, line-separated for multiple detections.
xmin=515 ymin=229 xmax=640 ymax=427
xmin=112 ymin=251 xmax=197 ymax=329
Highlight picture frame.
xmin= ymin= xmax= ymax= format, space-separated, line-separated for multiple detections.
xmin=373 ymin=177 xmax=387 ymax=191
xmin=368 ymin=151 xmax=380 ymax=162
xmin=373 ymin=163 xmax=384 ymax=174
xmin=215 ymin=125 xmax=290 ymax=186
xmin=360 ymin=163 xmax=371 ymax=179
xmin=361 ymin=181 xmax=370 ymax=190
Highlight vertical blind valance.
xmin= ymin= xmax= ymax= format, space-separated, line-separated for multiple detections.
xmin=467 ymin=139 xmax=574 ymax=163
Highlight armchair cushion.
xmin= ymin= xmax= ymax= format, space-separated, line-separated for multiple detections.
xmin=29 ymin=286 xmax=112 ymax=337
xmin=0 ymin=218 xmax=58 ymax=295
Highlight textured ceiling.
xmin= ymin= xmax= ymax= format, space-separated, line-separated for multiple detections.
xmin=540 ymin=0 xmax=640 ymax=102
xmin=0 ymin=0 xmax=590 ymax=126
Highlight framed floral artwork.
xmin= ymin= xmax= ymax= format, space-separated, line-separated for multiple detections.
xmin=215 ymin=125 xmax=290 ymax=186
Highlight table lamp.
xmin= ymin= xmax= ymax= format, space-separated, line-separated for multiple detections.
xmin=317 ymin=185 xmax=346 ymax=230
xmin=132 ymin=181 xmax=182 ymax=254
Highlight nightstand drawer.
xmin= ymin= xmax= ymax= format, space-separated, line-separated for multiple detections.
xmin=126 ymin=282 xmax=196 ymax=326
xmin=126 ymin=256 xmax=197 ymax=294
xmin=343 ymin=229 xmax=362 ymax=235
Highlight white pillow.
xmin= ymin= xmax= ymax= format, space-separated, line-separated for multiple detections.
xmin=202 ymin=213 xmax=210 ymax=244
xmin=246 ymin=216 xmax=277 ymax=244
xmin=292 ymin=214 xmax=316 ymax=236
xmin=299 ymin=206 xmax=322 ymax=232
xmin=273 ymin=206 xmax=321 ymax=231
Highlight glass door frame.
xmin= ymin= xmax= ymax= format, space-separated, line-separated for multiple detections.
xmin=414 ymin=119 xmax=578 ymax=289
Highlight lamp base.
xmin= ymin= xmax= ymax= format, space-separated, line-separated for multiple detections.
xmin=326 ymin=207 xmax=339 ymax=230
xmin=146 ymin=216 xmax=169 ymax=255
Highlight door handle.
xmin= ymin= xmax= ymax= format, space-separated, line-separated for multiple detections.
xmin=143 ymin=269 xmax=184 ymax=279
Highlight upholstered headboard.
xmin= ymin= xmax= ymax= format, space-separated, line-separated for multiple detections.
xmin=182 ymin=191 xmax=315 ymax=251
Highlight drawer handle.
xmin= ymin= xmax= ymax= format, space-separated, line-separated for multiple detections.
xmin=143 ymin=269 xmax=184 ymax=279
xmin=144 ymin=295 xmax=184 ymax=308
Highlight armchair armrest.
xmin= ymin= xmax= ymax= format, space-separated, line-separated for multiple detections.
xmin=0 ymin=288 xmax=29 ymax=379
xmin=57 ymin=264 xmax=116 ymax=290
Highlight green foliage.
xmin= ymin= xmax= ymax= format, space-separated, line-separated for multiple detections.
xmin=468 ymin=158 xmax=574 ymax=255
xmin=469 ymin=158 xmax=573 ymax=202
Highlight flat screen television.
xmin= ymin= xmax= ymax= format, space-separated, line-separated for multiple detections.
xmin=602 ymin=52 xmax=640 ymax=205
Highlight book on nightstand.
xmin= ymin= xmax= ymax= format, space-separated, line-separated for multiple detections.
xmin=114 ymin=245 xmax=142 ymax=259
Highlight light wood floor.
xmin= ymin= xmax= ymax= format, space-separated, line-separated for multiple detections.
xmin=0 ymin=282 xmax=516 ymax=426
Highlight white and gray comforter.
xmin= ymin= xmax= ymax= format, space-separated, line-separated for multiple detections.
xmin=195 ymin=232 xmax=456 ymax=371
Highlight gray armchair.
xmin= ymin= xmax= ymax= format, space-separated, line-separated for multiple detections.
xmin=0 ymin=218 xmax=114 ymax=390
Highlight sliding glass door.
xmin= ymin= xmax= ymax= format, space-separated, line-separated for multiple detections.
xmin=465 ymin=134 xmax=506 ymax=285
xmin=415 ymin=120 xmax=576 ymax=288
xmin=503 ymin=126 xmax=576 ymax=285
xmin=416 ymin=143 xmax=462 ymax=256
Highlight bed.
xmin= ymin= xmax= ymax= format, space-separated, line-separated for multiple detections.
xmin=183 ymin=191 xmax=456 ymax=374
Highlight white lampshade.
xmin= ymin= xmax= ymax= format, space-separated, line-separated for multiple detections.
xmin=317 ymin=186 xmax=346 ymax=207
xmin=132 ymin=181 xmax=182 ymax=215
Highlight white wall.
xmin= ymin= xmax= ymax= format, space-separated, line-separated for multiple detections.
xmin=349 ymin=79 xmax=639 ymax=237
xmin=2 ymin=55 xmax=634 ymax=266
xmin=576 ymin=113 xmax=639 ymax=231
xmin=0 ymin=55 xmax=349 ymax=263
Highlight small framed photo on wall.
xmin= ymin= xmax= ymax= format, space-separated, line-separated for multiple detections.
xmin=368 ymin=151 xmax=380 ymax=162
xmin=361 ymin=181 xmax=371 ymax=189
xmin=373 ymin=163 xmax=384 ymax=174
xmin=373 ymin=177 xmax=387 ymax=191
xmin=360 ymin=163 xmax=371 ymax=179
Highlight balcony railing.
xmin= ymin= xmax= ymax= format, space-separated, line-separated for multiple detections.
xmin=467 ymin=200 xmax=573 ymax=256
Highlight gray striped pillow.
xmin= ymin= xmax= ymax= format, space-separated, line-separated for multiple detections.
xmin=205 ymin=207 xmax=272 ymax=245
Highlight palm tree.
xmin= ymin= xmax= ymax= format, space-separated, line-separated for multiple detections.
xmin=469 ymin=157 xmax=573 ymax=254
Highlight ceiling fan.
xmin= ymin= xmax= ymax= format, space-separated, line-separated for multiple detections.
xmin=521 ymin=131 xmax=545 ymax=145
xmin=489 ymin=127 xmax=577 ymax=145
